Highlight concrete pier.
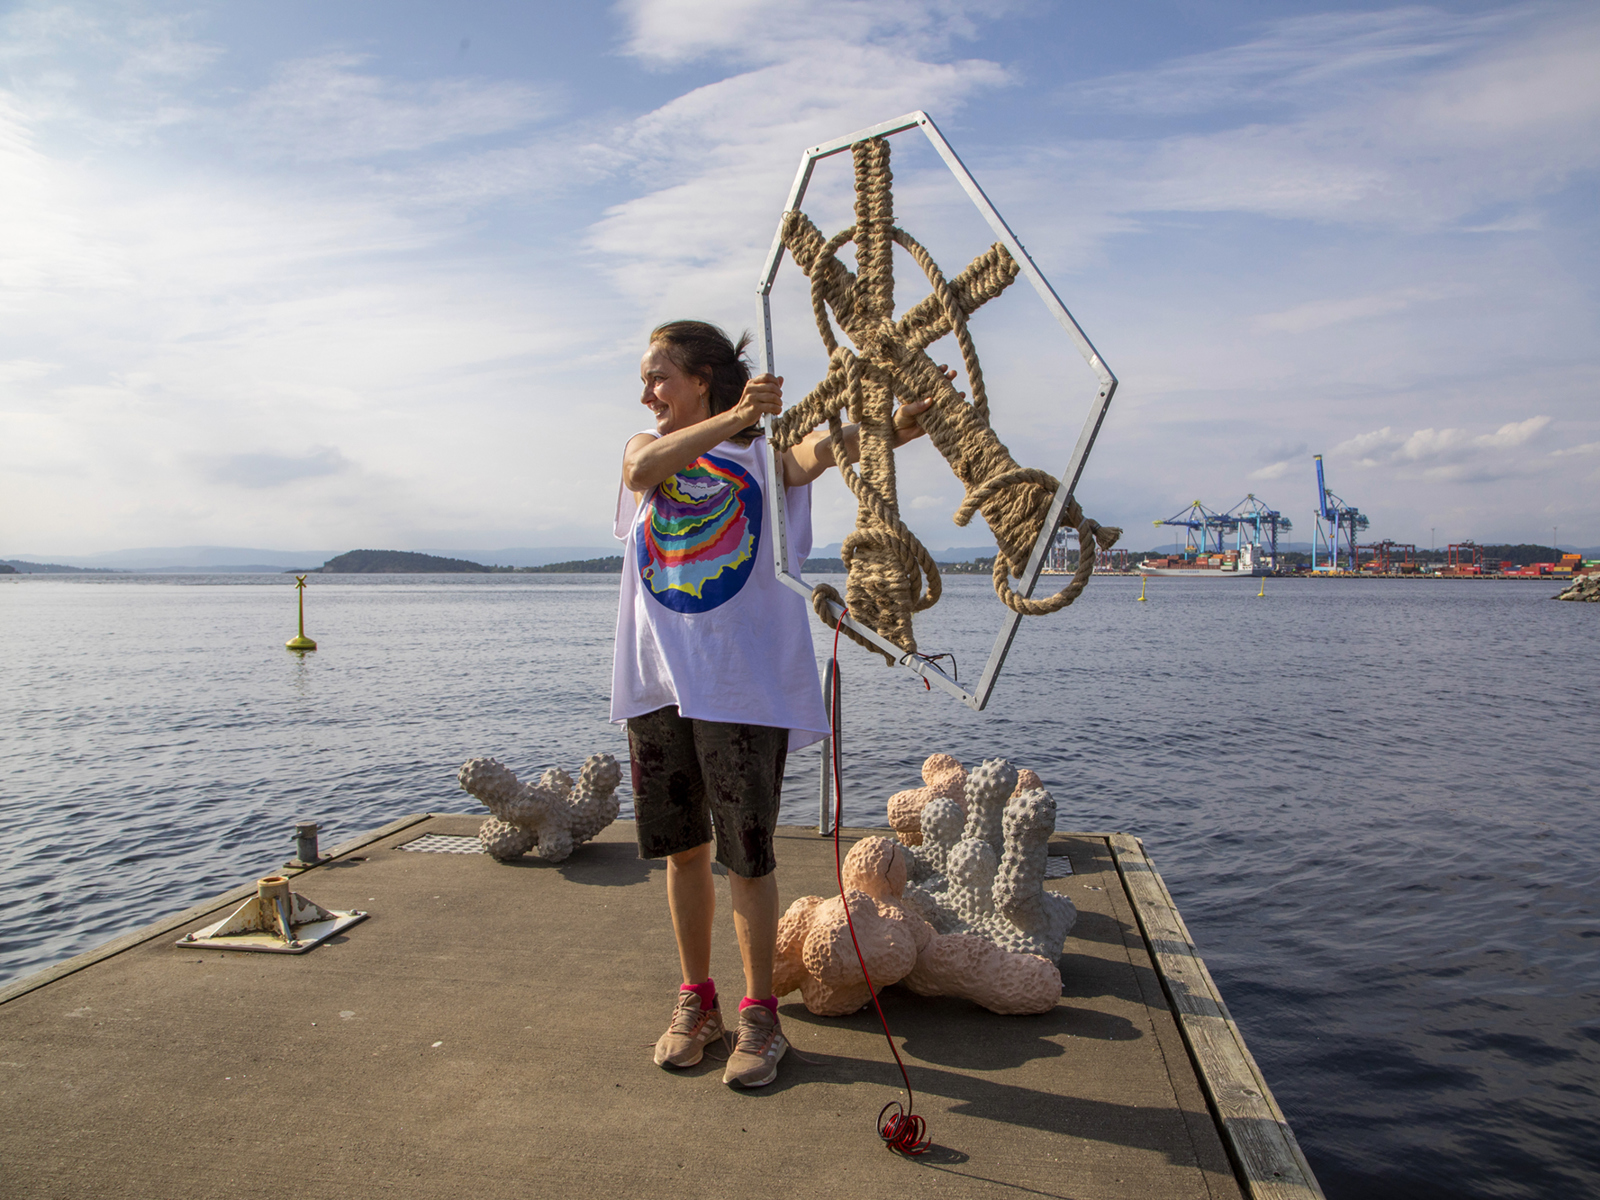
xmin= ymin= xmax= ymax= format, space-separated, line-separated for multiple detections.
xmin=0 ymin=816 xmax=1321 ymax=1200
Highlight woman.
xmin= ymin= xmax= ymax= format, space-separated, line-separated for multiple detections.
xmin=611 ymin=319 xmax=937 ymax=1088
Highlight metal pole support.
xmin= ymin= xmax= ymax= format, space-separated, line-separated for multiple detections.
xmin=818 ymin=660 xmax=837 ymax=835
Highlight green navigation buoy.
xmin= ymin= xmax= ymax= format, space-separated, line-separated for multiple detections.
xmin=286 ymin=574 xmax=317 ymax=651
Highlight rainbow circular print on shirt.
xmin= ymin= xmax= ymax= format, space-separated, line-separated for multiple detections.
xmin=637 ymin=453 xmax=764 ymax=613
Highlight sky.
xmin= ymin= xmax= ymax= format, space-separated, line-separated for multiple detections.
xmin=2 ymin=0 xmax=1597 ymax=560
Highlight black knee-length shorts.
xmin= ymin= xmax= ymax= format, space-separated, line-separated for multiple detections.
xmin=625 ymin=706 xmax=787 ymax=879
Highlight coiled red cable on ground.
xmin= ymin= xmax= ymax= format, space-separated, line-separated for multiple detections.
xmin=829 ymin=609 xmax=932 ymax=1157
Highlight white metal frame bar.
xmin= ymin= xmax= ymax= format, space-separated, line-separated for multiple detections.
xmin=758 ymin=111 xmax=1117 ymax=711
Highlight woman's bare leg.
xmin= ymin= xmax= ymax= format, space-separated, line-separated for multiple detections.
xmin=666 ymin=842 xmax=715 ymax=984
xmin=728 ymin=868 xmax=778 ymax=1000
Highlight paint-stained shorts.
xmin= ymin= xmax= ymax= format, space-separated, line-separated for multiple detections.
xmin=626 ymin=706 xmax=787 ymax=879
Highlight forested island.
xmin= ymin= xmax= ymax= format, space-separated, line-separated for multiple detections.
xmin=306 ymin=550 xmax=491 ymax=573
xmin=0 ymin=560 xmax=117 ymax=574
xmin=523 ymin=557 xmax=623 ymax=573
xmin=292 ymin=550 xmax=627 ymax=573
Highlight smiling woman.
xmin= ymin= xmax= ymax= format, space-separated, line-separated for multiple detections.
xmin=609 ymin=314 xmax=950 ymax=1087
xmin=612 ymin=318 xmax=824 ymax=1088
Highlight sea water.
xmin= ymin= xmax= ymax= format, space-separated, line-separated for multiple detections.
xmin=1 ymin=571 xmax=1595 ymax=1199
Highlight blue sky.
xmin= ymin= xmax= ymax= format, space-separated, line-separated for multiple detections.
xmin=2 ymin=0 xmax=1596 ymax=557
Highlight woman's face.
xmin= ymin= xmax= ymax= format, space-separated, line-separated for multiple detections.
xmin=639 ymin=343 xmax=709 ymax=436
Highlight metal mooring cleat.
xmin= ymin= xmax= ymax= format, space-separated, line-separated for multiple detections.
xmin=284 ymin=820 xmax=331 ymax=869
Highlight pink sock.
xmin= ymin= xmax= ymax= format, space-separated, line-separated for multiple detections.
xmin=739 ymin=995 xmax=778 ymax=1015
xmin=681 ymin=979 xmax=716 ymax=1008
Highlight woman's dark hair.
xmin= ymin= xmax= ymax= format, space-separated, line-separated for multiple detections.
xmin=650 ymin=320 xmax=759 ymax=444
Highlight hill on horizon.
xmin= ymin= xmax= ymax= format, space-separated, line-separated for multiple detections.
xmin=315 ymin=550 xmax=490 ymax=574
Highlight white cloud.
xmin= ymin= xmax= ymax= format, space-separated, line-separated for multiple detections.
xmin=1065 ymin=7 xmax=1499 ymax=115
xmin=1551 ymin=441 xmax=1600 ymax=458
xmin=0 ymin=5 xmax=219 ymax=143
xmin=589 ymin=15 xmax=1011 ymax=321
xmin=618 ymin=0 xmax=1016 ymax=68
xmin=0 ymin=358 xmax=59 ymax=385
xmin=1476 ymin=415 xmax=1550 ymax=449
xmin=1255 ymin=285 xmax=1462 ymax=334
xmin=204 ymin=446 xmax=351 ymax=488
xmin=0 ymin=26 xmax=619 ymax=551
xmin=1053 ymin=6 xmax=1600 ymax=230
xmin=1248 ymin=460 xmax=1293 ymax=482
xmin=239 ymin=53 xmax=556 ymax=163
xmin=1331 ymin=415 xmax=1553 ymax=482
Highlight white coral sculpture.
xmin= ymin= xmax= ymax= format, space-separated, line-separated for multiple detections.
xmin=774 ymin=837 xmax=1061 ymax=1016
xmin=894 ymin=755 xmax=1076 ymax=961
xmin=457 ymin=753 xmax=623 ymax=863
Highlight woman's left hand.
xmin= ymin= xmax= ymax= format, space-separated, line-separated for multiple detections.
xmin=893 ymin=364 xmax=962 ymax=446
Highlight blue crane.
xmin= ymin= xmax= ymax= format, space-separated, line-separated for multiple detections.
xmin=1223 ymin=494 xmax=1292 ymax=569
xmin=1312 ymin=455 xmax=1368 ymax=571
xmin=1153 ymin=501 xmax=1237 ymax=559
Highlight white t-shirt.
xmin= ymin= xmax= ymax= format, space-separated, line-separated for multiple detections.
xmin=610 ymin=432 xmax=830 ymax=752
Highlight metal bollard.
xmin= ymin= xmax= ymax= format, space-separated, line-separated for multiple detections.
xmin=295 ymin=822 xmax=321 ymax=865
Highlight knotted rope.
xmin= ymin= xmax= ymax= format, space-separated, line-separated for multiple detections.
xmin=772 ymin=137 xmax=1120 ymax=661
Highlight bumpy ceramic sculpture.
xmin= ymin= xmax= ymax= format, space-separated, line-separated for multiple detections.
xmin=896 ymin=755 xmax=1077 ymax=960
xmin=774 ymin=837 xmax=1060 ymax=1016
xmin=885 ymin=753 xmax=967 ymax=846
xmin=457 ymin=753 xmax=623 ymax=863
xmin=887 ymin=753 xmax=1042 ymax=845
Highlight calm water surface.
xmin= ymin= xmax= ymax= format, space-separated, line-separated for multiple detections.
xmin=2 ymin=571 xmax=1596 ymax=1198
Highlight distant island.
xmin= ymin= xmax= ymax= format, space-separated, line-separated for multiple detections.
xmin=305 ymin=549 xmax=492 ymax=573
xmin=524 ymin=556 xmax=622 ymax=573
xmin=0 ymin=559 xmax=118 ymax=574
xmin=290 ymin=550 xmax=628 ymax=574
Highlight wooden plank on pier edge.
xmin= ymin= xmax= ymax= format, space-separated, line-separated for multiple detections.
xmin=1109 ymin=833 xmax=1326 ymax=1200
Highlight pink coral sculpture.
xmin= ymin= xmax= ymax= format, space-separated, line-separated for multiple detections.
xmin=886 ymin=753 xmax=969 ymax=845
xmin=902 ymin=932 xmax=1061 ymax=1015
xmin=776 ymin=889 xmax=921 ymax=1016
xmin=775 ymin=837 xmax=1060 ymax=1017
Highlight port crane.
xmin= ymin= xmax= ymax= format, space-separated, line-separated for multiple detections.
xmin=1152 ymin=501 xmax=1237 ymax=559
xmin=1311 ymin=455 xmax=1368 ymax=571
xmin=1223 ymin=495 xmax=1292 ymax=568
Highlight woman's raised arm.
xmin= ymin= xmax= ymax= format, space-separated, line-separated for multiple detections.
xmin=780 ymin=364 xmax=958 ymax=488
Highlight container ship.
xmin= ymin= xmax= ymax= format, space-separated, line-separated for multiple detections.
xmin=1138 ymin=543 xmax=1270 ymax=577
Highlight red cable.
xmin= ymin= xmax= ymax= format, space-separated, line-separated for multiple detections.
xmin=829 ymin=608 xmax=932 ymax=1156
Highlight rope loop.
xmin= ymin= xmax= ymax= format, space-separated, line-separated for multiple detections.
xmin=812 ymin=582 xmax=892 ymax=663
xmin=988 ymin=500 xmax=1124 ymax=615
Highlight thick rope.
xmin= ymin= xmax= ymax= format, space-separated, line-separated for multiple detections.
xmin=771 ymin=136 xmax=1119 ymax=655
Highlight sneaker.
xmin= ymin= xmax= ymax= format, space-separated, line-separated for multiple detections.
xmin=723 ymin=1003 xmax=788 ymax=1088
xmin=654 ymin=989 xmax=724 ymax=1069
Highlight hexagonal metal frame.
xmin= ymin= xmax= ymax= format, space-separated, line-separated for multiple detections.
xmin=756 ymin=111 xmax=1117 ymax=711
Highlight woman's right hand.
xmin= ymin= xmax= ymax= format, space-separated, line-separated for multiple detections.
xmin=730 ymin=373 xmax=784 ymax=427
